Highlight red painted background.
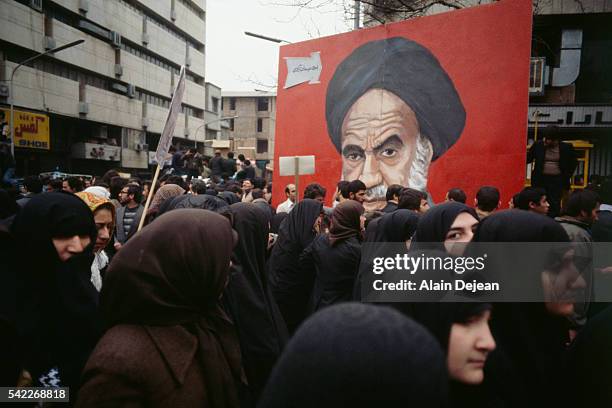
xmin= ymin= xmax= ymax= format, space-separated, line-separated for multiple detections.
xmin=272 ymin=0 xmax=532 ymax=208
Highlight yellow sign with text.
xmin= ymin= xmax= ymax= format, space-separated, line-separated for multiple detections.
xmin=1 ymin=108 xmax=50 ymax=150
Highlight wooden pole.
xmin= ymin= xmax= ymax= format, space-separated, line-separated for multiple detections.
xmin=294 ymin=156 xmax=299 ymax=204
xmin=533 ymin=110 xmax=540 ymax=142
xmin=137 ymin=163 xmax=161 ymax=232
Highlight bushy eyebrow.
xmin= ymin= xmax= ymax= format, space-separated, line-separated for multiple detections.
xmin=372 ymin=134 xmax=403 ymax=151
xmin=342 ymin=144 xmax=364 ymax=157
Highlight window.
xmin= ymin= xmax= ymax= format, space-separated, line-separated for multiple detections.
xmin=257 ymin=97 xmax=269 ymax=111
xmin=211 ymin=97 xmax=219 ymax=113
xmin=229 ymin=119 xmax=235 ymax=131
xmin=229 ymin=98 xmax=236 ymax=110
xmin=257 ymin=118 xmax=263 ymax=132
xmin=257 ymin=139 xmax=268 ymax=154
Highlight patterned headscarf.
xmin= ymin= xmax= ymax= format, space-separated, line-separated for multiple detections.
xmin=149 ymin=184 xmax=185 ymax=212
xmin=76 ymin=192 xmax=116 ymax=222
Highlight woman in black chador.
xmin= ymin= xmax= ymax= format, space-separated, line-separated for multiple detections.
xmin=267 ymin=199 xmax=323 ymax=334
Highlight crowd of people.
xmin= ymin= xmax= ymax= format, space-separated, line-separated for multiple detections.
xmin=1 ymin=146 xmax=612 ymax=407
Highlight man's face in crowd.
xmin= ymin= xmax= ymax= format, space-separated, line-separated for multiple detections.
xmin=143 ymin=184 xmax=150 ymax=200
xmin=543 ymin=137 xmax=559 ymax=147
xmin=419 ymin=198 xmax=430 ymax=214
xmin=62 ymin=181 xmax=74 ymax=193
xmin=341 ymin=89 xmax=419 ymax=211
xmin=286 ymin=184 xmax=297 ymax=202
xmin=530 ymin=195 xmax=550 ymax=215
xmin=351 ymin=189 xmax=366 ymax=204
xmin=119 ymin=188 xmax=132 ymax=205
xmin=313 ymin=195 xmax=325 ymax=204
xmin=243 ymin=180 xmax=253 ymax=190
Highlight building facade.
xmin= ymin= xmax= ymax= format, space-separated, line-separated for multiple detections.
xmin=221 ymin=91 xmax=276 ymax=178
xmin=0 ymin=0 xmax=216 ymax=177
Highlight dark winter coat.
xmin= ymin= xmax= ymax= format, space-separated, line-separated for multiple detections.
xmin=527 ymin=141 xmax=577 ymax=189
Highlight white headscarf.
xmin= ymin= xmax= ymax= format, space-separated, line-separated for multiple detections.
xmin=84 ymin=186 xmax=111 ymax=199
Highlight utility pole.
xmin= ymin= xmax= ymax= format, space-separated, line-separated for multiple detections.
xmin=354 ymin=0 xmax=361 ymax=30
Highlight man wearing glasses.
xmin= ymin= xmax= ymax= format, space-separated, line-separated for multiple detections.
xmin=115 ymin=184 xmax=144 ymax=244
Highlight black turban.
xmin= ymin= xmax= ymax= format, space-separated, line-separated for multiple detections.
xmin=325 ymin=37 xmax=466 ymax=161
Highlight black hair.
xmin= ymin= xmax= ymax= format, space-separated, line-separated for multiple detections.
xmin=47 ymin=179 xmax=63 ymax=192
xmin=125 ymin=184 xmax=143 ymax=203
xmin=386 ymin=184 xmax=404 ymax=201
xmin=348 ymin=180 xmax=367 ymax=196
xmin=541 ymin=125 xmax=561 ymax=141
xmin=227 ymin=184 xmax=243 ymax=196
xmin=66 ymin=176 xmax=84 ymax=192
xmin=110 ymin=177 xmax=129 ymax=200
xmin=398 ymin=188 xmax=427 ymax=211
xmin=253 ymin=177 xmax=266 ymax=189
xmin=191 ymin=179 xmax=208 ymax=194
xmin=446 ymin=188 xmax=466 ymax=204
xmin=101 ymin=169 xmax=119 ymax=185
xmin=304 ymin=183 xmax=327 ymax=200
xmin=244 ymin=159 xmax=251 ymax=166
xmin=562 ymin=189 xmax=601 ymax=217
xmin=600 ymin=178 xmax=612 ymax=204
xmin=337 ymin=180 xmax=350 ymax=199
xmin=164 ymin=175 xmax=187 ymax=190
xmin=23 ymin=175 xmax=43 ymax=194
xmin=251 ymin=188 xmax=265 ymax=200
xmin=511 ymin=192 xmax=520 ymax=207
xmin=238 ymin=154 xmax=245 ymax=161
xmin=476 ymin=186 xmax=500 ymax=212
xmin=227 ymin=152 xmax=234 ymax=159
xmin=517 ymin=187 xmax=547 ymax=210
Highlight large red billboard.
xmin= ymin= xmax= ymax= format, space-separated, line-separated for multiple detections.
xmin=272 ymin=0 xmax=532 ymax=210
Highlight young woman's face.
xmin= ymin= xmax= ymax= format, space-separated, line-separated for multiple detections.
xmin=93 ymin=208 xmax=113 ymax=252
xmin=52 ymin=235 xmax=92 ymax=261
xmin=447 ymin=309 xmax=496 ymax=385
xmin=444 ymin=212 xmax=479 ymax=255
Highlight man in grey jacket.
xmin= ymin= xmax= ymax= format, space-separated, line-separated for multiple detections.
xmin=115 ymin=184 xmax=144 ymax=244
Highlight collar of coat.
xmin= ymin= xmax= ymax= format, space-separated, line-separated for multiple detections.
xmin=145 ymin=325 xmax=198 ymax=385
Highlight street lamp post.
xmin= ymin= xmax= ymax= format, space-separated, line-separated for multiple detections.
xmin=192 ymin=116 xmax=238 ymax=148
xmin=244 ymin=31 xmax=292 ymax=44
xmin=9 ymin=39 xmax=85 ymax=156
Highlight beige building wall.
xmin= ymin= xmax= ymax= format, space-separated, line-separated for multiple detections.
xmin=221 ymin=92 xmax=276 ymax=167
xmin=1 ymin=0 xmax=208 ymax=171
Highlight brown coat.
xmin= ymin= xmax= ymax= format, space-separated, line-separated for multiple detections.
xmin=77 ymin=324 xmax=216 ymax=407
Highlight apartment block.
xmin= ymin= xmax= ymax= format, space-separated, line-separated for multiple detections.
xmin=221 ymin=91 xmax=276 ymax=178
xmin=0 ymin=0 xmax=218 ymax=176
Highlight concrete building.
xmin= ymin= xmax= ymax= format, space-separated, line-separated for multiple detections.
xmin=0 ymin=0 xmax=216 ymax=177
xmin=361 ymin=0 xmax=612 ymax=185
xmin=221 ymin=91 xmax=276 ymax=178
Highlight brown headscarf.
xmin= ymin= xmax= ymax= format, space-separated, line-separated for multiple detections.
xmin=328 ymin=200 xmax=364 ymax=247
xmin=149 ymin=184 xmax=185 ymax=213
xmin=100 ymin=209 xmax=243 ymax=407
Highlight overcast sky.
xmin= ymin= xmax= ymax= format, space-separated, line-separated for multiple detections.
xmin=206 ymin=0 xmax=352 ymax=92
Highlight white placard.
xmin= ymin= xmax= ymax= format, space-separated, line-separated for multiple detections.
xmin=283 ymin=52 xmax=322 ymax=89
xmin=279 ymin=155 xmax=315 ymax=176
